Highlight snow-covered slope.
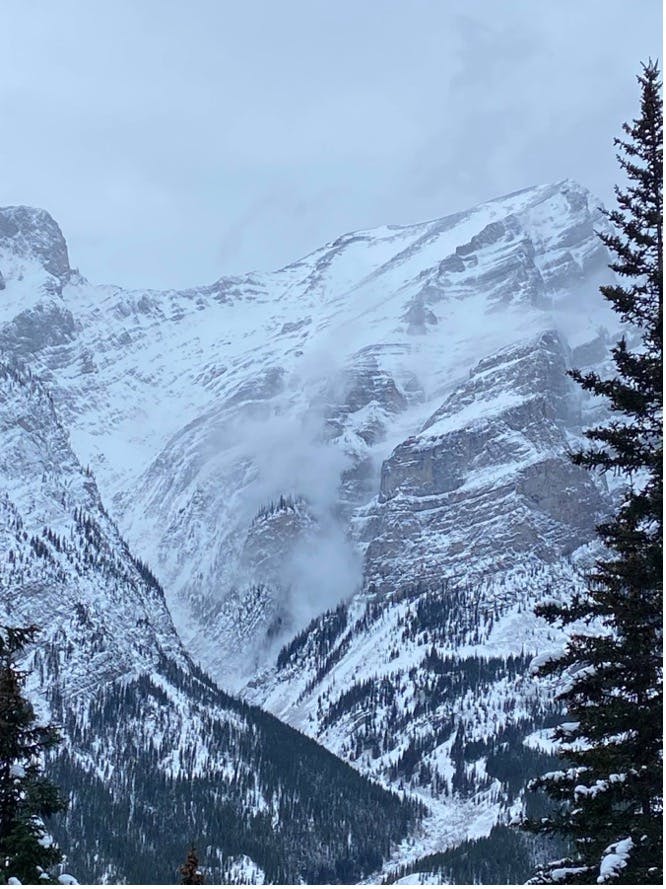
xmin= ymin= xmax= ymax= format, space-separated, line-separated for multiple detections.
xmin=0 ymin=181 xmax=614 ymax=677
xmin=0 ymin=181 xmax=617 ymax=879
xmin=0 ymin=360 xmax=418 ymax=883
xmin=0 ymin=361 xmax=183 ymax=694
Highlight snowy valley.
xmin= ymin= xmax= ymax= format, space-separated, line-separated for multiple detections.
xmin=0 ymin=180 xmax=619 ymax=883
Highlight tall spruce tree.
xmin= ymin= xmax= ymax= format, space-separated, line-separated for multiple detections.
xmin=524 ymin=61 xmax=663 ymax=884
xmin=180 ymin=843 xmax=204 ymax=884
xmin=0 ymin=624 xmax=66 ymax=884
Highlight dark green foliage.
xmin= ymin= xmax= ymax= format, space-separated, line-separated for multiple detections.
xmin=381 ymin=752 xmax=567 ymax=884
xmin=0 ymin=625 xmax=66 ymax=884
xmin=251 ymin=494 xmax=303 ymax=527
xmin=526 ymin=62 xmax=663 ymax=884
xmin=180 ymin=844 xmax=204 ymax=884
xmin=321 ymin=650 xmax=555 ymax=787
xmin=276 ymin=602 xmax=348 ymax=671
xmin=384 ymin=825 xmax=540 ymax=885
xmin=46 ymin=653 xmax=420 ymax=884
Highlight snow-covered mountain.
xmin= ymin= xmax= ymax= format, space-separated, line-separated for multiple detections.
xmin=0 ymin=359 xmax=418 ymax=884
xmin=0 ymin=180 xmax=617 ymax=881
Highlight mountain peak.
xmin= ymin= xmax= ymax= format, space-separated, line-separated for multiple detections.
xmin=0 ymin=204 xmax=71 ymax=283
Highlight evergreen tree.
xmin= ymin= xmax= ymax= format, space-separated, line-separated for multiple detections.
xmin=179 ymin=843 xmax=204 ymax=884
xmin=0 ymin=624 xmax=66 ymax=884
xmin=524 ymin=61 xmax=663 ymax=884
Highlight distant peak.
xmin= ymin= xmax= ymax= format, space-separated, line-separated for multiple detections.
xmin=0 ymin=204 xmax=70 ymax=283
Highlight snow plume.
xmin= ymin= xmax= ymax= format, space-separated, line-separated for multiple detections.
xmin=281 ymin=516 xmax=362 ymax=626
xmin=219 ymin=363 xmax=364 ymax=630
xmin=240 ymin=403 xmax=348 ymax=518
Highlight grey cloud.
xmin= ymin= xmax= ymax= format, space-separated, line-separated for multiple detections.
xmin=0 ymin=0 xmax=661 ymax=289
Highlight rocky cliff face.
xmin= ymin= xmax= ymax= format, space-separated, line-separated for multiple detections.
xmin=0 ymin=180 xmax=619 ymax=879
xmin=358 ymin=329 xmax=606 ymax=598
xmin=0 ymin=205 xmax=71 ymax=285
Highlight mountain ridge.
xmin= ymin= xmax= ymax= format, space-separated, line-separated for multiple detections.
xmin=0 ymin=180 xmax=618 ymax=880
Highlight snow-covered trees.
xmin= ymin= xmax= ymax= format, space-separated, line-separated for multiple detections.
xmin=526 ymin=61 xmax=663 ymax=884
xmin=0 ymin=624 xmax=66 ymax=884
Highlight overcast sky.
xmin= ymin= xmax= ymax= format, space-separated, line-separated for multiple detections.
xmin=1 ymin=0 xmax=661 ymax=290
